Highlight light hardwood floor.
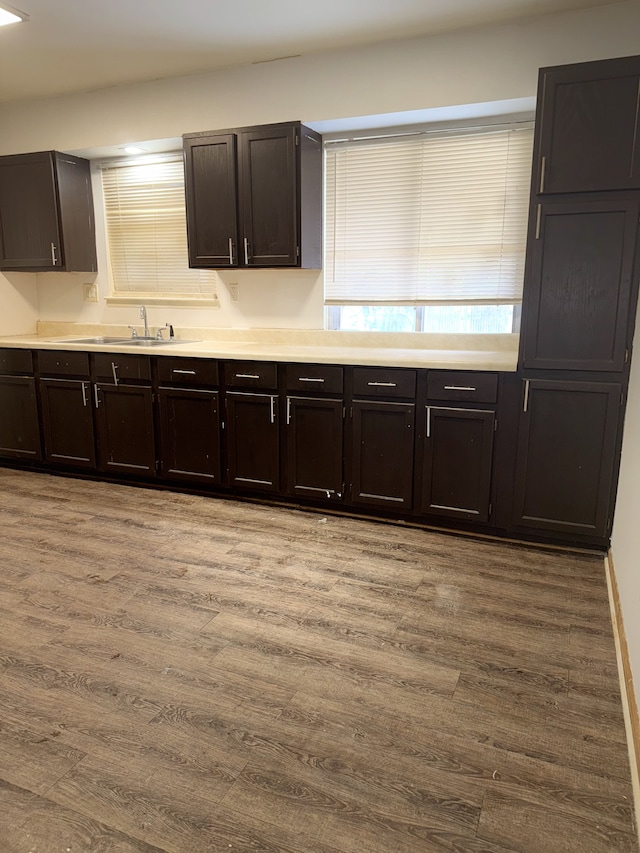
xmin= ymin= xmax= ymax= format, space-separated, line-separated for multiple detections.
xmin=0 ymin=467 xmax=637 ymax=852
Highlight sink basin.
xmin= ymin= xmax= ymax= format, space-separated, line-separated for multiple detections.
xmin=56 ymin=336 xmax=200 ymax=347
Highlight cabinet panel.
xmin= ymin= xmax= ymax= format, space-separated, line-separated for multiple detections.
xmin=238 ymin=125 xmax=298 ymax=266
xmin=157 ymin=357 xmax=219 ymax=387
xmin=224 ymin=360 xmax=277 ymax=389
xmin=353 ymin=367 xmax=417 ymax=399
xmin=0 ymin=348 xmax=33 ymax=375
xmin=285 ymin=396 xmax=344 ymax=501
xmin=351 ymin=400 xmax=414 ymax=509
xmin=158 ymin=387 xmax=221 ymax=483
xmin=537 ymin=56 xmax=640 ymax=194
xmin=39 ymin=378 xmax=95 ymax=468
xmin=95 ymin=384 xmax=155 ymax=475
xmin=422 ymin=406 xmax=494 ymax=523
xmin=521 ymin=199 xmax=638 ymax=371
xmin=285 ymin=363 xmax=343 ymax=394
xmin=427 ymin=371 xmax=498 ymax=404
xmin=226 ymin=391 xmax=279 ymax=492
xmin=38 ymin=349 xmax=90 ymax=378
xmin=0 ymin=375 xmax=41 ymax=460
xmin=513 ymin=380 xmax=621 ymax=537
xmin=93 ymin=353 xmax=152 ymax=383
xmin=184 ymin=133 xmax=238 ymax=268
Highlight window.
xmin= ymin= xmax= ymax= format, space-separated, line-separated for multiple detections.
xmin=101 ymin=155 xmax=218 ymax=302
xmin=324 ymin=123 xmax=534 ymax=332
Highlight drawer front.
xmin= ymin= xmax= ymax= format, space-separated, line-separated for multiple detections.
xmin=285 ymin=363 xmax=343 ymax=394
xmin=0 ymin=348 xmax=33 ymax=375
xmin=93 ymin=353 xmax=151 ymax=383
xmin=427 ymin=371 xmax=498 ymax=404
xmin=353 ymin=367 xmax=417 ymax=399
xmin=38 ymin=349 xmax=90 ymax=378
xmin=224 ymin=360 xmax=277 ymax=390
xmin=157 ymin=357 xmax=219 ymax=387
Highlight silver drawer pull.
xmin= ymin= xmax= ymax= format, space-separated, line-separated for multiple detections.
xmin=172 ymin=369 xmax=196 ymax=375
xmin=443 ymin=385 xmax=476 ymax=391
xmin=298 ymin=377 xmax=325 ymax=383
xmin=235 ymin=373 xmax=260 ymax=379
xmin=367 ymin=381 xmax=397 ymax=387
xmin=81 ymin=382 xmax=88 ymax=407
xmin=111 ymin=362 xmax=119 ymax=386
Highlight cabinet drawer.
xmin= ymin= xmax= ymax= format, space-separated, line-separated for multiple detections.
xmin=38 ymin=350 xmax=90 ymax=378
xmin=157 ymin=357 xmax=219 ymax=387
xmin=427 ymin=371 xmax=498 ymax=404
xmin=285 ymin=363 xmax=343 ymax=394
xmin=224 ymin=360 xmax=277 ymax=389
xmin=0 ymin=348 xmax=33 ymax=375
xmin=353 ymin=367 xmax=417 ymax=399
xmin=93 ymin=353 xmax=151 ymax=383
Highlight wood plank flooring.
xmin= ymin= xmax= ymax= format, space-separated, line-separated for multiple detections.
xmin=0 ymin=467 xmax=637 ymax=852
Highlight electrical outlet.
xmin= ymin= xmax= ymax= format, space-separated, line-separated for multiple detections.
xmin=229 ymin=283 xmax=239 ymax=302
xmin=83 ymin=283 xmax=98 ymax=302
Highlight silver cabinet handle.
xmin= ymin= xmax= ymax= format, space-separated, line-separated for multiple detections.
xmin=535 ymin=204 xmax=542 ymax=240
xmin=286 ymin=396 xmax=291 ymax=425
xmin=172 ymin=369 xmax=196 ymax=375
xmin=50 ymin=242 xmax=58 ymax=265
xmin=368 ymin=381 xmax=397 ymax=387
xmin=270 ymin=395 xmax=276 ymax=424
xmin=111 ymin=362 xmax=119 ymax=386
xmin=94 ymin=384 xmax=100 ymax=407
xmin=523 ymin=379 xmax=530 ymax=413
xmin=298 ymin=377 xmax=325 ymax=383
xmin=243 ymin=237 xmax=249 ymax=265
xmin=539 ymin=155 xmax=546 ymax=193
xmin=235 ymin=373 xmax=260 ymax=379
xmin=443 ymin=385 xmax=476 ymax=391
xmin=228 ymin=237 xmax=234 ymax=265
xmin=426 ymin=406 xmax=431 ymax=438
xmin=81 ymin=382 xmax=88 ymax=407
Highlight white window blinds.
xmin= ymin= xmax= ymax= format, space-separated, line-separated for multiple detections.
xmin=324 ymin=124 xmax=534 ymax=305
xmin=101 ymin=156 xmax=218 ymax=298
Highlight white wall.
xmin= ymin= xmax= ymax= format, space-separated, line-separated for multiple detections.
xmin=1 ymin=1 xmax=640 ymax=332
xmin=612 ymin=295 xmax=640 ymax=693
xmin=0 ymin=274 xmax=38 ymax=335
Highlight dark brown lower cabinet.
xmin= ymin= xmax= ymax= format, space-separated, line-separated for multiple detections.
xmin=351 ymin=400 xmax=415 ymax=510
xmin=226 ymin=391 xmax=279 ymax=492
xmin=285 ymin=396 xmax=344 ymax=501
xmin=0 ymin=375 xmax=41 ymax=460
xmin=512 ymin=379 xmax=621 ymax=538
xmin=422 ymin=406 xmax=495 ymax=523
xmin=39 ymin=378 xmax=95 ymax=468
xmin=157 ymin=387 xmax=221 ymax=483
xmin=95 ymin=383 xmax=155 ymax=476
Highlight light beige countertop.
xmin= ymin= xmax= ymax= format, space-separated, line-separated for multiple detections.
xmin=0 ymin=324 xmax=520 ymax=372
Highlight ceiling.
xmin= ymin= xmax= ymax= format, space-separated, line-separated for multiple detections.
xmin=0 ymin=0 xmax=624 ymax=105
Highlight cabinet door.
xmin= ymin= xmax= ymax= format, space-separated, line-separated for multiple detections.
xmin=39 ymin=379 xmax=95 ymax=468
xmin=158 ymin=387 xmax=221 ymax=483
xmin=422 ymin=406 xmax=494 ymax=523
xmin=226 ymin=391 xmax=279 ymax=492
xmin=95 ymin=384 xmax=155 ymax=476
xmin=351 ymin=401 xmax=414 ymax=510
xmin=513 ymin=380 xmax=621 ymax=538
xmin=184 ymin=133 xmax=238 ymax=268
xmin=521 ymin=199 xmax=639 ymax=371
xmin=285 ymin=396 xmax=344 ymax=501
xmin=0 ymin=152 xmax=60 ymax=269
xmin=536 ymin=56 xmax=640 ymax=194
xmin=0 ymin=375 xmax=41 ymax=460
xmin=238 ymin=125 xmax=298 ymax=266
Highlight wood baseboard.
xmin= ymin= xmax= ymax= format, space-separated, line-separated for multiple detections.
xmin=605 ymin=551 xmax=640 ymax=810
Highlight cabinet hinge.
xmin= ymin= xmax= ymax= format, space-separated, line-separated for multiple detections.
xmin=296 ymin=245 xmax=300 ymax=258
xmin=620 ymin=391 xmax=625 ymax=407
xmin=295 ymin=133 xmax=299 ymax=146
xmin=493 ymin=419 xmax=498 ymax=432
xmin=624 ymin=348 xmax=629 ymax=363
xmin=488 ymin=503 xmax=493 ymax=517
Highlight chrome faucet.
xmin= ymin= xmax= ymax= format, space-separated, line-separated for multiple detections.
xmin=140 ymin=305 xmax=149 ymax=338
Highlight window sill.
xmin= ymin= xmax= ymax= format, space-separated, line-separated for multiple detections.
xmin=106 ymin=294 xmax=220 ymax=308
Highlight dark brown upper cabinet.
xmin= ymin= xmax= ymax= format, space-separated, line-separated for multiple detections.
xmin=534 ymin=55 xmax=640 ymax=195
xmin=520 ymin=198 xmax=639 ymax=372
xmin=0 ymin=151 xmax=97 ymax=272
xmin=183 ymin=122 xmax=322 ymax=269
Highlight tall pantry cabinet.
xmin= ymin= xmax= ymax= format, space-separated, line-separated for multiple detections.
xmin=512 ymin=54 xmax=640 ymax=543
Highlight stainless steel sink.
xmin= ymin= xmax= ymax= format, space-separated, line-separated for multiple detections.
xmin=56 ymin=336 xmax=199 ymax=346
